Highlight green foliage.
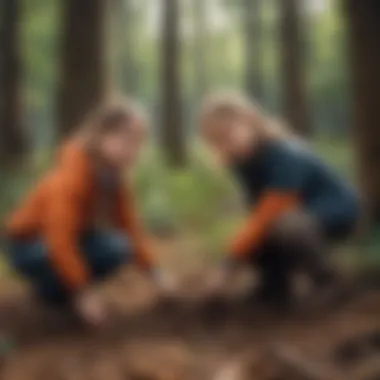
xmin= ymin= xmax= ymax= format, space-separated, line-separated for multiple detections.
xmin=134 ymin=143 xmax=242 ymax=236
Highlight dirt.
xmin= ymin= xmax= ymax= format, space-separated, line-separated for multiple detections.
xmin=1 ymin=270 xmax=380 ymax=380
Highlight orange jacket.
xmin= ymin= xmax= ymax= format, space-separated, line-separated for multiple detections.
xmin=230 ymin=192 xmax=299 ymax=260
xmin=6 ymin=140 xmax=154 ymax=291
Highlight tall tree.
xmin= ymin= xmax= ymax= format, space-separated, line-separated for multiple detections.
xmin=345 ymin=0 xmax=380 ymax=225
xmin=0 ymin=0 xmax=28 ymax=165
xmin=161 ymin=0 xmax=186 ymax=166
xmin=244 ymin=0 xmax=263 ymax=101
xmin=114 ymin=0 xmax=138 ymax=95
xmin=279 ymin=0 xmax=311 ymax=137
xmin=193 ymin=0 xmax=208 ymax=100
xmin=57 ymin=0 xmax=108 ymax=137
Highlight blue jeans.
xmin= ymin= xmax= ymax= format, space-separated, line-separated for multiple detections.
xmin=8 ymin=230 xmax=132 ymax=306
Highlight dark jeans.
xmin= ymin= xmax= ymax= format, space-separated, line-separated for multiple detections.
xmin=8 ymin=230 xmax=132 ymax=306
xmin=254 ymin=210 xmax=356 ymax=304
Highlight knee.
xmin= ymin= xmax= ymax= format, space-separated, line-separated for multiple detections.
xmin=268 ymin=210 xmax=319 ymax=249
xmin=85 ymin=231 xmax=132 ymax=265
xmin=8 ymin=239 xmax=49 ymax=275
xmin=102 ymin=232 xmax=132 ymax=263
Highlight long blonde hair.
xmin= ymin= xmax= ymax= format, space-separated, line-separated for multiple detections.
xmin=76 ymin=97 xmax=148 ymax=149
xmin=200 ymin=91 xmax=294 ymax=142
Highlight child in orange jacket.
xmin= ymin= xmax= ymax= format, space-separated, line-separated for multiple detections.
xmin=5 ymin=99 xmax=169 ymax=325
xmin=200 ymin=92 xmax=359 ymax=308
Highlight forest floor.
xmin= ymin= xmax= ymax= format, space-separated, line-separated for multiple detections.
xmin=1 ymin=267 xmax=380 ymax=380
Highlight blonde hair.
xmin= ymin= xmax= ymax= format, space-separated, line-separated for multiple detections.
xmin=78 ymin=96 xmax=148 ymax=144
xmin=200 ymin=91 xmax=293 ymax=142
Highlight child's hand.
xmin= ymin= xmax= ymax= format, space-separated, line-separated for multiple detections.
xmin=150 ymin=270 xmax=178 ymax=298
xmin=73 ymin=289 xmax=108 ymax=328
xmin=206 ymin=257 xmax=244 ymax=297
xmin=206 ymin=267 xmax=230 ymax=297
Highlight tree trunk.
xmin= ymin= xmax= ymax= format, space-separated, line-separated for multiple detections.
xmin=161 ymin=0 xmax=185 ymax=167
xmin=244 ymin=0 xmax=263 ymax=102
xmin=279 ymin=0 xmax=311 ymax=137
xmin=345 ymin=0 xmax=380 ymax=225
xmin=0 ymin=0 xmax=28 ymax=166
xmin=57 ymin=0 xmax=108 ymax=138
xmin=115 ymin=0 xmax=138 ymax=95
xmin=193 ymin=0 xmax=208 ymax=100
